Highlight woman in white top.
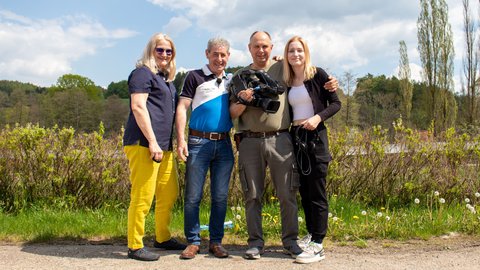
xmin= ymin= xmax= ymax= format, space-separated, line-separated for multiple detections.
xmin=283 ymin=36 xmax=341 ymax=264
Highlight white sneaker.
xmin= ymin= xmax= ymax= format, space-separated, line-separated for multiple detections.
xmin=295 ymin=242 xmax=325 ymax=264
xmin=297 ymin=233 xmax=312 ymax=249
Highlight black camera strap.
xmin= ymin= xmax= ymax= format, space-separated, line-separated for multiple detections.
xmin=295 ymin=127 xmax=312 ymax=176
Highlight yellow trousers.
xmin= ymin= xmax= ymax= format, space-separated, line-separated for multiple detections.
xmin=124 ymin=145 xmax=179 ymax=249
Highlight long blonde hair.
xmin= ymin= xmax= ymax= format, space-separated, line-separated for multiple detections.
xmin=136 ymin=33 xmax=176 ymax=82
xmin=282 ymin=36 xmax=316 ymax=87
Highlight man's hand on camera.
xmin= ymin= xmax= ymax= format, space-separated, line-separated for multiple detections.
xmin=237 ymin=89 xmax=254 ymax=103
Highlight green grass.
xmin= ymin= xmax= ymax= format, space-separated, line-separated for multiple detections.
xmin=0 ymin=196 xmax=478 ymax=245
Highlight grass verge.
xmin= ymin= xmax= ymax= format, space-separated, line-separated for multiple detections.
xmin=0 ymin=196 xmax=478 ymax=246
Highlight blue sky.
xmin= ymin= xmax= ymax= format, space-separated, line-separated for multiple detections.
xmin=0 ymin=0 xmax=473 ymax=91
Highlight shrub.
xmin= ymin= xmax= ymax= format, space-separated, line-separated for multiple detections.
xmin=1 ymin=120 xmax=479 ymax=213
xmin=328 ymin=119 xmax=480 ymax=206
xmin=0 ymin=123 xmax=129 ymax=212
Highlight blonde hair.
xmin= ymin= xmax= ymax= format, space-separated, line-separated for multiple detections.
xmin=136 ymin=33 xmax=176 ymax=82
xmin=282 ymin=36 xmax=317 ymax=87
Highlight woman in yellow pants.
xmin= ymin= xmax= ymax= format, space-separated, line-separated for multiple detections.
xmin=123 ymin=32 xmax=186 ymax=261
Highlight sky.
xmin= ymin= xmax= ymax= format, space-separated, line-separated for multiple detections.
xmin=0 ymin=0 xmax=476 ymax=92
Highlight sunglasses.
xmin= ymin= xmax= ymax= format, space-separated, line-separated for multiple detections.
xmin=155 ymin=47 xmax=173 ymax=56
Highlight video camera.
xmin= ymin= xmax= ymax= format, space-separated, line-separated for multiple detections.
xmin=232 ymin=69 xmax=286 ymax=113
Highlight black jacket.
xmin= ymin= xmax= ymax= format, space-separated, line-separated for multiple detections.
xmin=288 ymin=67 xmax=341 ymax=162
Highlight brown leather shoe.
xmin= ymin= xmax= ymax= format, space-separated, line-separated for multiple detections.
xmin=209 ymin=243 xmax=229 ymax=258
xmin=179 ymin=244 xmax=200 ymax=260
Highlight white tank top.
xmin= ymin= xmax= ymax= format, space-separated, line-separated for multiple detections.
xmin=288 ymin=84 xmax=314 ymax=121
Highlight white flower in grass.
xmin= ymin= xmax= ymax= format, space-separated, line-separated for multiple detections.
xmin=465 ymin=198 xmax=471 ymax=203
xmin=328 ymin=212 xmax=333 ymax=218
xmin=332 ymin=216 xmax=339 ymax=222
xmin=434 ymin=191 xmax=440 ymax=197
xmin=414 ymin=198 xmax=420 ymax=204
xmin=466 ymin=204 xmax=472 ymax=209
xmin=361 ymin=210 xmax=367 ymax=216
xmin=235 ymin=214 xmax=242 ymax=220
xmin=298 ymin=217 xmax=304 ymax=223
xmin=466 ymin=204 xmax=476 ymax=214
xmin=386 ymin=216 xmax=391 ymax=221
xmin=376 ymin=212 xmax=383 ymax=218
xmin=236 ymin=206 xmax=242 ymax=211
xmin=475 ymin=192 xmax=480 ymax=198
xmin=230 ymin=206 xmax=235 ymax=211
xmin=439 ymin=198 xmax=445 ymax=204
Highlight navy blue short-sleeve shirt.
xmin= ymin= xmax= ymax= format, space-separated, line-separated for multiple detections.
xmin=123 ymin=66 xmax=178 ymax=150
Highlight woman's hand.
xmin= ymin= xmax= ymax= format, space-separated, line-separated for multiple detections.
xmin=149 ymin=141 xmax=163 ymax=163
xmin=300 ymin=115 xmax=321 ymax=130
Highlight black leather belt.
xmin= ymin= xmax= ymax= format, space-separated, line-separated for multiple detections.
xmin=242 ymin=129 xmax=289 ymax=138
xmin=189 ymin=129 xmax=228 ymax=140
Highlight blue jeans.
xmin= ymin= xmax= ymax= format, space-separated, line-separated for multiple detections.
xmin=183 ymin=135 xmax=234 ymax=245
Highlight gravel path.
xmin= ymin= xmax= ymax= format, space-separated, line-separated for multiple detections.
xmin=2 ymin=236 xmax=479 ymax=270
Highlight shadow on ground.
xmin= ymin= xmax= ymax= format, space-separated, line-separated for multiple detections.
xmin=19 ymin=239 xmax=292 ymax=261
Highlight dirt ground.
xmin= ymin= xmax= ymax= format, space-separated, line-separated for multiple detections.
xmin=1 ymin=234 xmax=479 ymax=270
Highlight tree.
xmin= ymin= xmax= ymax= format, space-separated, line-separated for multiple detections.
xmin=461 ymin=0 xmax=479 ymax=126
xmin=398 ymin=41 xmax=413 ymax=125
xmin=340 ymin=71 xmax=357 ymax=127
xmin=51 ymin=74 xmax=104 ymax=100
xmin=41 ymin=90 xmax=102 ymax=132
xmin=173 ymin=71 xmax=187 ymax=93
xmin=354 ymin=74 xmax=402 ymax=129
xmin=101 ymin=95 xmax=129 ymax=133
xmin=105 ymin=80 xmax=129 ymax=99
xmin=417 ymin=0 xmax=456 ymax=133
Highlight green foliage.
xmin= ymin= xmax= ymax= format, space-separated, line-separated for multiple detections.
xmin=40 ymin=90 xmax=103 ymax=132
xmin=0 ymin=124 xmax=129 ymax=213
xmin=225 ymin=66 xmax=244 ymax=74
xmin=0 ymin=80 xmax=42 ymax=95
xmin=417 ymin=0 xmax=456 ymax=133
xmin=2 ymin=196 xmax=477 ymax=243
xmin=173 ymin=71 xmax=187 ymax=93
xmin=0 ymin=205 xmax=128 ymax=242
xmin=326 ymin=195 xmax=480 ymax=241
xmin=354 ymin=74 xmax=402 ymax=130
xmin=105 ymin=80 xmax=129 ymax=99
xmin=1 ymin=119 xmax=479 ymax=218
xmin=328 ymin=119 xmax=480 ymax=205
xmin=51 ymin=74 xmax=104 ymax=100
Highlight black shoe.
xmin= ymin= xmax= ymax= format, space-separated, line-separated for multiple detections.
xmin=128 ymin=248 xmax=160 ymax=261
xmin=154 ymin=238 xmax=187 ymax=250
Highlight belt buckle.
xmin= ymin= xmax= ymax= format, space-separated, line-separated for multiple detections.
xmin=260 ymin=132 xmax=267 ymax=138
xmin=209 ymin=132 xmax=219 ymax=140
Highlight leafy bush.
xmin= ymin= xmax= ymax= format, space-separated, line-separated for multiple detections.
xmin=1 ymin=120 xmax=479 ymax=213
xmin=0 ymin=123 xmax=129 ymax=212
xmin=328 ymin=118 xmax=480 ymax=206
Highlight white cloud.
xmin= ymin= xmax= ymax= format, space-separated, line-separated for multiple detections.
xmin=392 ymin=63 xmax=423 ymax=83
xmin=148 ymin=0 xmax=223 ymax=17
xmin=163 ymin=16 xmax=192 ymax=36
xmin=148 ymin=0 xmax=420 ymax=75
xmin=153 ymin=0 xmax=469 ymax=93
xmin=0 ymin=10 xmax=136 ymax=86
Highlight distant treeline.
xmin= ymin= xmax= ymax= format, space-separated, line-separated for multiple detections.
xmin=0 ymin=68 xmax=478 ymax=135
